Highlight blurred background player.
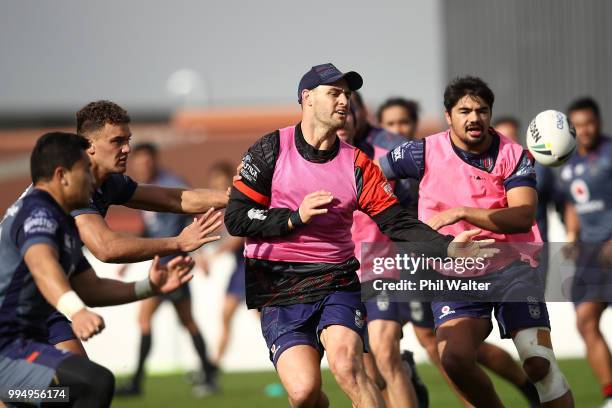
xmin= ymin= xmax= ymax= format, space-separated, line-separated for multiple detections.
xmin=380 ymin=76 xmax=573 ymax=407
xmin=195 ymin=162 xmax=248 ymax=367
xmin=338 ymin=107 xmax=426 ymax=408
xmin=115 ymin=143 xmax=219 ymax=397
xmin=376 ymin=97 xmax=420 ymax=140
xmin=560 ymin=97 xmax=612 ymax=407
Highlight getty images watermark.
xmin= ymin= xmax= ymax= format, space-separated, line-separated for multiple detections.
xmin=370 ymin=253 xmax=492 ymax=292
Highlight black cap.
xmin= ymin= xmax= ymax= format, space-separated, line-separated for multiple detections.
xmin=297 ymin=63 xmax=363 ymax=104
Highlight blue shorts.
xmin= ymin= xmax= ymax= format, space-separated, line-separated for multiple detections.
xmin=227 ymin=253 xmax=246 ymax=300
xmin=0 ymin=338 xmax=73 ymax=403
xmin=158 ymin=253 xmax=192 ymax=303
xmin=46 ymin=312 xmax=77 ymax=345
xmin=260 ymin=291 xmax=365 ymax=367
xmin=160 ymin=283 xmax=191 ymax=304
xmin=572 ymin=243 xmax=611 ymax=305
xmin=431 ymin=301 xmax=550 ymax=338
xmin=364 ymin=295 xmax=433 ymax=328
xmin=363 ymin=297 xmax=434 ymax=351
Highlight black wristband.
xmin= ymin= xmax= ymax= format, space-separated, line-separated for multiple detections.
xmin=289 ymin=210 xmax=305 ymax=228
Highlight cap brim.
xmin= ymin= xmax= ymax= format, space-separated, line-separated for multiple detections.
xmin=321 ymin=71 xmax=363 ymax=91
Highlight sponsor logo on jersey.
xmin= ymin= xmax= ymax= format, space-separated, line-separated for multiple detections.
xmin=247 ymin=208 xmax=267 ymax=221
xmin=438 ymin=305 xmax=455 ymax=319
xmin=24 ymin=209 xmax=58 ymax=235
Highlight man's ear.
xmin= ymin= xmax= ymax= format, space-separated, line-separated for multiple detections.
xmin=444 ymin=110 xmax=452 ymax=127
xmin=302 ymin=89 xmax=313 ymax=106
xmin=55 ymin=167 xmax=68 ymax=186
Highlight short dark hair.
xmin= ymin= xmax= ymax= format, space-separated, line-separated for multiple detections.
xmin=31 ymin=132 xmax=90 ymax=184
xmin=567 ymin=96 xmax=601 ymax=120
xmin=132 ymin=142 xmax=158 ymax=157
xmin=493 ymin=116 xmax=520 ymax=128
xmin=376 ymin=97 xmax=420 ymax=124
xmin=444 ymin=76 xmax=494 ymax=112
xmin=76 ymin=100 xmax=131 ymax=136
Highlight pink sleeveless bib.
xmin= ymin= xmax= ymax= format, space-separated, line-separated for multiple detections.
xmin=419 ymin=131 xmax=542 ymax=275
xmin=352 ymin=145 xmax=396 ymax=281
xmin=245 ymin=126 xmax=357 ymax=263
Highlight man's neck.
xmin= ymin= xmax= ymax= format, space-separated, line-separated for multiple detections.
xmin=301 ymin=118 xmax=339 ymax=151
xmin=449 ymin=129 xmax=493 ymax=154
xmin=91 ymin=161 xmax=110 ymax=189
xmin=578 ymin=136 xmax=601 ymax=156
xmin=34 ymin=184 xmax=71 ymax=214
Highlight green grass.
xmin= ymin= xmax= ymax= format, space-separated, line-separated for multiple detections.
xmin=111 ymin=358 xmax=603 ymax=407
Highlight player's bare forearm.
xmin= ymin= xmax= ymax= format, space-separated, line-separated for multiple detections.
xmin=89 ymin=234 xmax=180 ymax=263
xmin=24 ymin=244 xmax=74 ymax=306
xmin=459 ymin=205 xmax=535 ymax=234
xmin=564 ymin=203 xmax=580 ymax=242
xmin=127 ymin=185 xmax=228 ymax=213
xmin=181 ymin=188 xmax=229 ymax=212
xmin=71 ymin=270 xmax=138 ymax=307
xmin=76 ymin=213 xmax=182 ymax=263
xmin=450 ymin=186 xmax=537 ymax=234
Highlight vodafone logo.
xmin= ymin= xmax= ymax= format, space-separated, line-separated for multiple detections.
xmin=570 ymin=179 xmax=590 ymax=204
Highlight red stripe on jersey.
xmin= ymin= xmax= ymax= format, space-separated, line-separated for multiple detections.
xmin=26 ymin=351 xmax=40 ymax=363
xmin=234 ymin=180 xmax=270 ymax=206
xmin=354 ymin=149 xmax=397 ymax=217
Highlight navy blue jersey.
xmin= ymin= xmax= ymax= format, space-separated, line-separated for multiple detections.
xmin=0 ymin=189 xmax=90 ymax=345
xmin=357 ymin=125 xmax=418 ymax=211
xmin=71 ymin=173 xmax=137 ymax=218
xmin=380 ymin=132 xmax=537 ymax=191
xmin=559 ymin=137 xmax=612 ymax=243
xmin=141 ymin=170 xmax=190 ymax=239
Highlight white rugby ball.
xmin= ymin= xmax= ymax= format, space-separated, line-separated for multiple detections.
xmin=526 ymin=110 xmax=576 ymax=167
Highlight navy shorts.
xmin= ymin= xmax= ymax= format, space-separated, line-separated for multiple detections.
xmin=572 ymin=243 xmax=611 ymax=305
xmin=0 ymin=338 xmax=73 ymax=403
xmin=226 ymin=254 xmax=246 ymax=300
xmin=431 ymin=301 xmax=550 ymax=338
xmin=160 ymin=283 xmax=191 ymax=304
xmin=364 ymin=295 xmax=433 ymax=328
xmin=260 ymin=291 xmax=366 ymax=367
xmin=46 ymin=311 xmax=77 ymax=345
xmin=158 ymin=253 xmax=192 ymax=304
xmin=363 ymin=296 xmax=434 ymax=351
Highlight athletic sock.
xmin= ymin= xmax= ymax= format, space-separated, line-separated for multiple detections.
xmin=603 ymin=383 xmax=612 ymax=399
xmin=190 ymin=331 xmax=216 ymax=376
xmin=133 ymin=333 xmax=152 ymax=386
xmin=518 ymin=380 xmax=540 ymax=407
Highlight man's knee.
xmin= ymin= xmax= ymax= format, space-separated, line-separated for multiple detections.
xmin=329 ymin=347 xmax=360 ymax=390
xmin=576 ymin=314 xmax=598 ymax=338
xmin=440 ymin=348 xmax=474 ymax=380
xmin=371 ymin=341 xmax=402 ymax=377
xmin=523 ymin=356 xmax=550 ymax=383
xmin=285 ymin=380 xmax=321 ymax=408
xmin=513 ymin=328 xmax=570 ymax=403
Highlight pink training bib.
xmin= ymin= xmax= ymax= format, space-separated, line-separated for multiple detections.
xmin=419 ymin=131 xmax=542 ymax=276
xmin=352 ymin=144 xmax=397 ymax=281
xmin=245 ymin=126 xmax=358 ymax=263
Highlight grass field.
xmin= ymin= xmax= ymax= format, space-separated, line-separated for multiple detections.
xmin=111 ymin=358 xmax=603 ymax=407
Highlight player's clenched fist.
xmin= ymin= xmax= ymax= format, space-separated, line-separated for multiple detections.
xmin=296 ymin=190 xmax=334 ymax=225
xmin=177 ymin=208 xmax=223 ymax=252
xmin=71 ymin=309 xmax=105 ymax=341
